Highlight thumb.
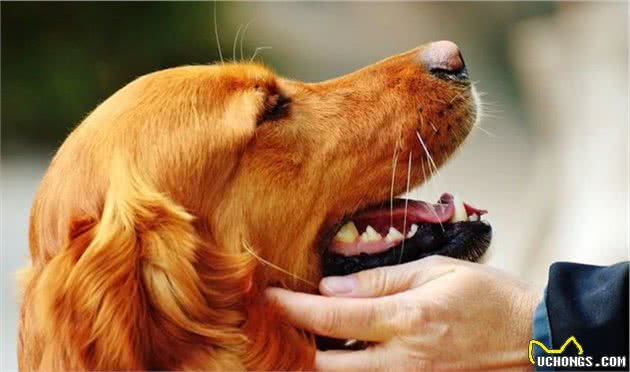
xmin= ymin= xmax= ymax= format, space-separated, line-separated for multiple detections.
xmin=320 ymin=255 xmax=458 ymax=298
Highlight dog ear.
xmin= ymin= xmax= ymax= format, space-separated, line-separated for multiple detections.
xmin=31 ymin=161 xmax=254 ymax=370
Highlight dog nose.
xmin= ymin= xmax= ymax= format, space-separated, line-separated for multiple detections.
xmin=418 ymin=40 xmax=468 ymax=79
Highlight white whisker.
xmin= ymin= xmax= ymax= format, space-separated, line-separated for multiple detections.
xmin=250 ymin=46 xmax=272 ymax=62
xmin=390 ymin=138 xmax=400 ymax=228
xmin=213 ymin=1 xmax=224 ymax=64
xmin=242 ymin=239 xmax=316 ymax=289
xmin=240 ymin=17 xmax=256 ymax=61
xmin=478 ymin=111 xmax=504 ymax=117
xmin=473 ymin=125 xmax=497 ymax=138
xmin=415 ymin=129 xmax=439 ymax=181
xmin=399 ymin=151 xmax=412 ymax=264
xmin=478 ymin=101 xmax=501 ymax=107
xmin=232 ymin=24 xmax=243 ymax=62
xmin=416 ymin=129 xmax=445 ymax=231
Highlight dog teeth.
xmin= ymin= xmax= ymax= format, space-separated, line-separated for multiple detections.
xmin=469 ymin=213 xmax=479 ymax=222
xmin=450 ymin=194 xmax=468 ymax=223
xmin=360 ymin=225 xmax=382 ymax=242
xmin=406 ymin=224 xmax=418 ymax=238
xmin=334 ymin=221 xmax=359 ymax=243
xmin=385 ymin=227 xmax=404 ymax=242
xmin=335 ymin=222 xmax=426 ymax=244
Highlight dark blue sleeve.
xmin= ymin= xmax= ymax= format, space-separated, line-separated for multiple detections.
xmin=545 ymin=261 xmax=629 ymax=371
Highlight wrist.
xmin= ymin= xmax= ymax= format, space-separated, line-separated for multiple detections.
xmin=507 ymin=286 xmax=543 ymax=367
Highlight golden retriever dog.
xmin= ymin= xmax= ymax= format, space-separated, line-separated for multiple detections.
xmin=18 ymin=40 xmax=491 ymax=370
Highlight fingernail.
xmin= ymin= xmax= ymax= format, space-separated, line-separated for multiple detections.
xmin=321 ymin=276 xmax=356 ymax=294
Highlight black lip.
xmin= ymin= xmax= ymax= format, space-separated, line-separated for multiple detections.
xmin=321 ymin=221 xmax=491 ymax=277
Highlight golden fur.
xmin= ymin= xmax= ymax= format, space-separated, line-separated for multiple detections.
xmin=18 ymin=46 xmax=476 ymax=370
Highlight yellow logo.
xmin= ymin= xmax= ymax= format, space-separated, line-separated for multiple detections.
xmin=528 ymin=336 xmax=584 ymax=365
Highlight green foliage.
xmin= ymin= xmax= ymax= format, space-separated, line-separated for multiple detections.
xmin=1 ymin=2 xmax=233 ymax=152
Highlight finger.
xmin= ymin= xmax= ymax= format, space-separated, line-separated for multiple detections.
xmin=316 ymin=346 xmax=415 ymax=372
xmin=316 ymin=348 xmax=382 ymax=371
xmin=265 ymin=287 xmax=396 ymax=341
xmin=320 ymin=255 xmax=459 ymax=298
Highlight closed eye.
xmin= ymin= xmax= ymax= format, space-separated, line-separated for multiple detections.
xmin=261 ymin=94 xmax=291 ymax=122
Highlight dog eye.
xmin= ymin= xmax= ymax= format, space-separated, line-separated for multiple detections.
xmin=261 ymin=94 xmax=291 ymax=122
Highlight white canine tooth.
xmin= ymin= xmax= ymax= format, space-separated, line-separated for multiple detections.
xmin=362 ymin=225 xmax=383 ymax=241
xmin=385 ymin=227 xmax=404 ymax=242
xmin=469 ymin=213 xmax=479 ymax=222
xmin=450 ymin=194 xmax=468 ymax=223
xmin=334 ymin=221 xmax=359 ymax=243
xmin=406 ymin=224 xmax=419 ymax=238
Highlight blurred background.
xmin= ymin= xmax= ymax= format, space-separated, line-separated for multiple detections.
xmin=1 ymin=2 xmax=627 ymax=369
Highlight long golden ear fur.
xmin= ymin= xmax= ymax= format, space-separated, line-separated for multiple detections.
xmin=30 ymin=159 xmax=254 ymax=370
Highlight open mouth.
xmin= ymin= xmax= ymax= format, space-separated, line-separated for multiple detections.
xmin=321 ymin=193 xmax=492 ymax=277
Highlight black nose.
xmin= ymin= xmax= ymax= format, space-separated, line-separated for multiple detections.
xmin=418 ymin=40 xmax=468 ymax=80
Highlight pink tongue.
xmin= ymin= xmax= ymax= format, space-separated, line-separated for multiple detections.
xmin=354 ymin=193 xmax=465 ymax=233
xmin=352 ymin=199 xmax=452 ymax=233
xmin=329 ymin=193 xmax=487 ymax=257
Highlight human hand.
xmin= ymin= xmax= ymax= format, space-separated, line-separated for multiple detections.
xmin=266 ymin=256 xmax=541 ymax=371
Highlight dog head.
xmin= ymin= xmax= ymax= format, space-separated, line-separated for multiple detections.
xmin=20 ymin=41 xmax=488 ymax=370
